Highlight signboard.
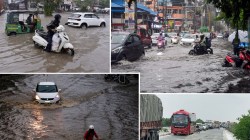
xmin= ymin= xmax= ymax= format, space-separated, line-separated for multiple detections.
xmin=124 ymin=0 xmax=135 ymax=30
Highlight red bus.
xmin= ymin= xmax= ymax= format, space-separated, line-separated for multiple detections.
xmin=171 ymin=109 xmax=196 ymax=135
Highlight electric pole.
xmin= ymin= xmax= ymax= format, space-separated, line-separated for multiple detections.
xmin=134 ymin=0 xmax=137 ymax=33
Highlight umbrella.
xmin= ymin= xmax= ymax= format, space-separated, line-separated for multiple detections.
xmin=228 ymin=30 xmax=248 ymax=42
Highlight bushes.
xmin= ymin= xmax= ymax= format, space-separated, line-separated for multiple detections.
xmin=233 ymin=111 xmax=250 ymax=140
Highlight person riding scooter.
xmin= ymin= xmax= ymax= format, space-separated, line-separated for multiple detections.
xmin=157 ymin=32 xmax=165 ymax=49
xmin=45 ymin=14 xmax=61 ymax=52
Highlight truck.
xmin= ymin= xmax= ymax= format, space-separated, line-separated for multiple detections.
xmin=140 ymin=94 xmax=163 ymax=140
xmin=171 ymin=109 xmax=196 ymax=135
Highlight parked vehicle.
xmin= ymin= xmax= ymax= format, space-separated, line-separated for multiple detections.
xmin=171 ymin=109 xmax=196 ymax=135
xmin=65 ymin=12 xmax=106 ymax=28
xmin=5 ymin=10 xmax=43 ymax=36
xmin=137 ymin=28 xmax=152 ymax=48
xmin=33 ymin=82 xmax=61 ymax=104
xmin=222 ymin=48 xmax=250 ymax=69
xmin=111 ymin=32 xmax=145 ymax=63
xmin=179 ymin=34 xmax=197 ymax=46
xmin=140 ymin=94 xmax=163 ymax=140
xmin=189 ymin=37 xmax=213 ymax=55
xmin=32 ymin=25 xmax=75 ymax=56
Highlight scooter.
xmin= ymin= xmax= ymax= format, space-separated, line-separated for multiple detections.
xmin=222 ymin=48 xmax=250 ymax=69
xmin=157 ymin=38 xmax=165 ymax=49
xmin=32 ymin=25 xmax=75 ymax=56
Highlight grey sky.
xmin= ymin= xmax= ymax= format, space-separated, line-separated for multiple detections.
xmin=155 ymin=94 xmax=250 ymax=122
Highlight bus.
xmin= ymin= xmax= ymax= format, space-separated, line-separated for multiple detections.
xmin=171 ymin=109 xmax=196 ymax=135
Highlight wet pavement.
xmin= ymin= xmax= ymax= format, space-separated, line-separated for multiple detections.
xmin=160 ymin=128 xmax=236 ymax=140
xmin=112 ymin=39 xmax=250 ymax=93
xmin=0 ymin=74 xmax=138 ymax=140
xmin=0 ymin=13 xmax=110 ymax=72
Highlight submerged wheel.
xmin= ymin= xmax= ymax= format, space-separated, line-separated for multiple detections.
xmin=80 ymin=23 xmax=87 ymax=29
xmin=100 ymin=22 xmax=106 ymax=27
xmin=189 ymin=50 xmax=195 ymax=55
xmin=208 ymin=48 xmax=213 ymax=54
xmin=67 ymin=48 xmax=75 ymax=56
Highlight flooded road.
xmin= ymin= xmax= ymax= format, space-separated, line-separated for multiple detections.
xmin=0 ymin=74 xmax=138 ymax=139
xmin=112 ymin=39 xmax=249 ymax=93
xmin=0 ymin=13 xmax=110 ymax=72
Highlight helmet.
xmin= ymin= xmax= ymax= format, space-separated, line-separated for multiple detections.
xmin=54 ymin=14 xmax=61 ymax=20
xmin=89 ymin=125 xmax=94 ymax=129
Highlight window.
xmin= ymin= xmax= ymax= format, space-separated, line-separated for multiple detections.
xmin=92 ymin=14 xmax=99 ymax=19
xmin=127 ymin=36 xmax=133 ymax=43
xmin=84 ymin=14 xmax=92 ymax=18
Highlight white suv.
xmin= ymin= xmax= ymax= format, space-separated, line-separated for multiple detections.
xmin=66 ymin=12 xmax=106 ymax=28
xmin=34 ymin=82 xmax=61 ymax=104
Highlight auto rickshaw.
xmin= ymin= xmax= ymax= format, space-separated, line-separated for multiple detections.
xmin=5 ymin=10 xmax=43 ymax=36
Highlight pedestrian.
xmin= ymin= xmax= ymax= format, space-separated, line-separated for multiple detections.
xmin=84 ymin=125 xmax=99 ymax=140
xmin=232 ymin=37 xmax=241 ymax=56
xmin=45 ymin=14 xmax=61 ymax=52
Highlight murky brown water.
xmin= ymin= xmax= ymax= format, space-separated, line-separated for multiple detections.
xmin=112 ymin=39 xmax=249 ymax=93
xmin=0 ymin=13 xmax=110 ymax=72
xmin=0 ymin=74 xmax=138 ymax=139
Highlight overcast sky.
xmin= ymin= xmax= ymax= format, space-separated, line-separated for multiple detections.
xmin=155 ymin=94 xmax=250 ymax=122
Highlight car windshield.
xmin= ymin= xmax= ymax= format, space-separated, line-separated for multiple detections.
xmin=70 ymin=14 xmax=81 ymax=18
xmin=183 ymin=34 xmax=196 ymax=39
xmin=37 ymin=85 xmax=58 ymax=92
xmin=172 ymin=114 xmax=189 ymax=124
xmin=112 ymin=34 xmax=128 ymax=44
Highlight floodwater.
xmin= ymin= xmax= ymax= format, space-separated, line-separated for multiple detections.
xmin=0 ymin=74 xmax=138 ymax=139
xmin=0 ymin=13 xmax=110 ymax=72
xmin=112 ymin=39 xmax=249 ymax=93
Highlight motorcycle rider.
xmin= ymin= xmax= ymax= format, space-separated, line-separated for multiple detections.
xmin=84 ymin=125 xmax=99 ymax=140
xmin=232 ymin=38 xmax=241 ymax=56
xmin=199 ymin=34 xmax=207 ymax=53
xmin=157 ymin=32 xmax=165 ymax=46
xmin=44 ymin=14 xmax=61 ymax=52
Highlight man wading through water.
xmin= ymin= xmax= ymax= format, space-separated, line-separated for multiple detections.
xmin=84 ymin=125 xmax=99 ymax=140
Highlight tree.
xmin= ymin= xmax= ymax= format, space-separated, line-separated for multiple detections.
xmin=44 ymin=0 xmax=55 ymax=16
xmin=162 ymin=118 xmax=171 ymax=127
xmin=206 ymin=0 xmax=250 ymax=40
xmin=196 ymin=118 xmax=204 ymax=124
xmin=233 ymin=110 xmax=250 ymax=140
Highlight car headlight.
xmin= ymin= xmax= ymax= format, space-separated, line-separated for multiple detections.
xmin=112 ymin=47 xmax=122 ymax=53
xmin=35 ymin=95 xmax=40 ymax=100
xmin=56 ymin=94 xmax=60 ymax=98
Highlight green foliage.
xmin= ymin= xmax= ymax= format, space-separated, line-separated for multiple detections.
xmin=162 ymin=118 xmax=171 ymax=127
xmin=196 ymin=118 xmax=204 ymax=124
xmin=233 ymin=110 xmax=250 ymax=140
xmin=99 ymin=0 xmax=110 ymax=8
xmin=44 ymin=0 xmax=55 ymax=16
xmin=206 ymin=0 xmax=250 ymax=31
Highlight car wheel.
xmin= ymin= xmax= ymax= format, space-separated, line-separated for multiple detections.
xmin=189 ymin=50 xmax=195 ymax=55
xmin=80 ymin=23 xmax=87 ymax=29
xmin=100 ymin=22 xmax=106 ymax=27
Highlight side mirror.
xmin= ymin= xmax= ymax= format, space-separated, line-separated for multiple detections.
xmin=58 ymin=89 xmax=62 ymax=92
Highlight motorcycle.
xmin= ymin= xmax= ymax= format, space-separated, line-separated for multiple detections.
xmin=222 ymin=48 xmax=250 ymax=69
xmin=189 ymin=37 xmax=213 ymax=55
xmin=32 ymin=25 xmax=75 ymax=56
xmin=157 ymin=37 xmax=165 ymax=49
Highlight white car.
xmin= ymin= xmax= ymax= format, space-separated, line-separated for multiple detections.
xmin=168 ymin=32 xmax=179 ymax=44
xmin=66 ymin=12 xmax=106 ymax=28
xmin=217 ymin=33 xmax=223 ymax=39
xmin=34 ymin=82 xmax=61 ymax=104
xmin=179 ymin=34 xmax=197 ymax=46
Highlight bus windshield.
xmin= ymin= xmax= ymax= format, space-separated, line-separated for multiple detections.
xmin=172 ymin=114 xmax=189 ymax=125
